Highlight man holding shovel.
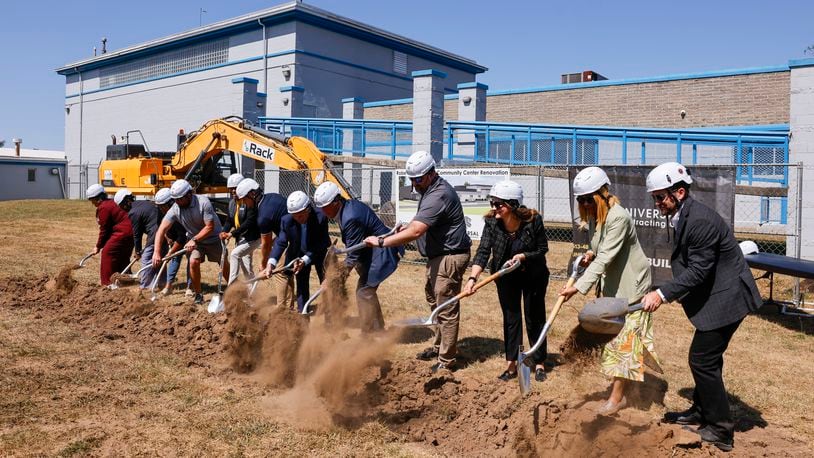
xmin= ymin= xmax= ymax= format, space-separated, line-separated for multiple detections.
xmin=86 ymin=184 xmax=134 ymax=286
xmin=152 ymin=179 xmax=228 ymax=305
xmin=115 ymin=189 xmax=161 ymax=289
xmin=236 ymin=179 xmax=294 ymax=309
xmin=641 ymin=162 xmax=762 ymax=451
xmin=268 ymin=191 xmax=331 ymax=313
xmin=314 ymin=181 xmax=404 ymax=332
xmin=364 ymin=150 xmax=471 ymax=373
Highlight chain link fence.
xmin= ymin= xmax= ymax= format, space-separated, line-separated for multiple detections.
xmin=252 ymin=163 xmax=802 ymax=275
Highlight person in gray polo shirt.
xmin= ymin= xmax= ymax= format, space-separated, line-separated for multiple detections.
xmin=152 ymin=179 xmax=228 ymax=305
xmin=364 ymin=150 xmax=471 ymax=373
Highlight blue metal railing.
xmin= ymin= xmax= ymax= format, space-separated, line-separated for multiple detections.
xmin=257 ymin=117 xmax=789 ymax=186
xmin=446 ymin=121 xmax=790 ymax=185
xmin=258 ymin=117 xmax=413 ymax=159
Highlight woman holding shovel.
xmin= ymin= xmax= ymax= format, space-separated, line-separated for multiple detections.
xmin=464 ymin=180 xmax=550 ymax=383
xmin=559 ymin=167 xmax=661 ymax=416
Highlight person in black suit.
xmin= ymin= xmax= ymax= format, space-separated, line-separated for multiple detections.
xmin=641 ymin=162 xmax=762 ymax=452
xmin=268 ymin=191 xmax=331 ymax=313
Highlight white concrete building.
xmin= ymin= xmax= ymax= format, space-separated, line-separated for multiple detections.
xmin=57 ymin=1 xmax=486 ymax=197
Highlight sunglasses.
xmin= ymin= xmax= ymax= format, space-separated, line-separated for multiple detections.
xmin=409 ymin=175 xmax=426 ymax=185
xmin=576 ymin=194 xmax=595 ymax=205
xmin=489 ymin=200 xmax=508 ymax=209
xmin=652 ymin=192 xmax=670 ymax=203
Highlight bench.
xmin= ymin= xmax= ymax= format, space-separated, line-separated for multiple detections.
xmin=744 ymin=252 xmax=814 ymax=316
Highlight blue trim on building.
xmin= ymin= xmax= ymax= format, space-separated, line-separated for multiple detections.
xmin=412 ymin=69 xmax=447 ymax=78
xmin=457 ymin=82 xmax=488 ymax=90
xmin=789 ymin=58 xmax=814 ymax=69
xmin=364 ymin=98 xmax=413 ymax=108
xmin=66 ymin=47 xmax=421 ymax=99
xmin=257 ymin=92 xmax=267 ymax=98
xmin=57 ymin=8 xmax=486 ymax=76
xmin=486 ymin=65 xmax=790 ymax=97
xmin=0 ymin=158 xmax=68 ymax=167
xmin=279 ymin=85 xmax=304 ymax=92
xmin=231 ymin=77 xmax=259 ymax=84
xmin=341 ymin=97 xmax=364 ymax=103
xmin=297 ymin=49 xmax=412 ymax=82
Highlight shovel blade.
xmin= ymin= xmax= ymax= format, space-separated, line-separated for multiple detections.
xmin=391 ymin=316 xmax=434 ymax=328
xmin=518 ymin=362 xmax=532 ymax=396
xmin=208 ymin=294 xmax=224 ymax=314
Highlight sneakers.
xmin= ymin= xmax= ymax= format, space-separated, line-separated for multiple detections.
xmin=193 ymin=293 xmax=204 ymax=305
xmin=535 ymin=368 xmax=547 ymax=382
xmin=185 ymin=288 xmax=195 ymax=298
xmin=430 ymin=361 xmax=454 ymax=374
xmin=160 ymin=285 xmax=172 ymax=296
xmin=597 ymin=396 xmax=627 ymax=416
xmin=416 ymin=347 xmax=439 ymax=361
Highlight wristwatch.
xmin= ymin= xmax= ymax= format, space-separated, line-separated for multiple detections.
xmin=378 ymin=236 xmax=385 ymax=248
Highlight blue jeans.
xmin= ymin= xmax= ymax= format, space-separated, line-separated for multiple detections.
xmin=166 ymin=252 xmax=191 ymax=288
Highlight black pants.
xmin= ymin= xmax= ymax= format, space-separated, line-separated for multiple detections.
xmin=689 ymin=319 xmax=742 ymax=439
xmin=295 ymin=257 xmax=325 ymax=313
xmin=495 ymin=268 xmax=549 ymax=365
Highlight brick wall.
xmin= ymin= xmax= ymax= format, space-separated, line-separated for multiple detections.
xmin=365 ymin=71 xmax=790 ymax=127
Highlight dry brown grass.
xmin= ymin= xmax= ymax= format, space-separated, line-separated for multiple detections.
xmin=1 ymin=200 xmax=813 ymax=455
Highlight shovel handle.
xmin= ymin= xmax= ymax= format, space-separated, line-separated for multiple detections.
xmin=78 ymin=252 xmax=96 ymax=267
xmin=244 ymin=259 xmax=297 ymax=284
xmin=427 ymin=260 xmax=521 ymax=324
xmin=522 ymin=255 xmax=584 ymax=360
xmin=301 ymin=286 xmax=324 ymax=315
xmin=334 ymin=222 xmax=403 ymax=255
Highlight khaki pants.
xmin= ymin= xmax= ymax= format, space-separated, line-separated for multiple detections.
xmin=273 ymin=271 xmax=296 ymax=311
xmin=425 ymin=252 xmax=470 ymax=364
xmin=357 ymin=284 xmax=385 ymax=333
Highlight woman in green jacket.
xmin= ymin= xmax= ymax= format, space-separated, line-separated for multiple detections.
xmin=560 ymin=167 xmax=662 ymax=415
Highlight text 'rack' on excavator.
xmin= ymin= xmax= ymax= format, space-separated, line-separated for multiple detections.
xmin=98 ymin=116 xmax=356 ymax=199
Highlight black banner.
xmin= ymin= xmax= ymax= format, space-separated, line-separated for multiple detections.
xmin=568 ymin=166 xmax=735 ymax=284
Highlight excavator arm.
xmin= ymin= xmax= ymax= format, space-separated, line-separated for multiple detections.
xmin=99 ymin=116 xmax=356 ymax=199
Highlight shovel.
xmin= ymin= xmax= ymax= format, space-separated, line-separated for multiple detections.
xmin=121 ymin=257 xmax=139 ymax=275
xmin=149 ymin=250 xmax=188 ymax=302
xmin=578 ymin=298 xmax=644 ymax=334
xmin=518 ymin=255 xmax=584 ymax=396
xmin=207 ymin=240 xmax=228 ymax=313
xmin=392 ymin=259 xmax=522 ymax=328
xmin=77 ymin=251 xmax=96 ymax=268
xmin=333 ymin=222 xmax=403 ymax=256
xmin=301 ymin=286 xmax=324 ymax=315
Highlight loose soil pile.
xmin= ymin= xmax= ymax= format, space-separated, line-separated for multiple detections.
xmin=1 ymin=265 xmax=807 ymax=456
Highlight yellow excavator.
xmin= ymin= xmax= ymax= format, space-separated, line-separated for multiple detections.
xmin=98 ymin=116 xmax=355 ymax=198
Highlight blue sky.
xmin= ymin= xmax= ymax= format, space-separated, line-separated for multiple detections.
xmin=1 ymin=0 xmax=811 ymax=151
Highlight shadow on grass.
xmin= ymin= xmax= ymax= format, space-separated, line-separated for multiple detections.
xmin=455 ymin=336 xmax=504 ymax=369
xmin=752 ymin=302 xmax=814 ymax=336
xmin=574 ymin=373 xmax=668 ymax=411
xmin=677 ymin=387 xmax=768 ymax=432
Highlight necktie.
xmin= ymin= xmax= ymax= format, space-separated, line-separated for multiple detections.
xmin=300 ymin=221 xmax=309 ymax=257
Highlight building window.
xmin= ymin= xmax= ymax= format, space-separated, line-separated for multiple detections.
xmin=28 ymin=169 xmax=36 ymax=182
xmin=393 ymin=51 xmax=407 ymax=74
xmin=99 ymin=38 xmax=229 ymax=88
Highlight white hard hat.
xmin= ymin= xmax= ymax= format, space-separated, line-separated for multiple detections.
xmin=154 ymin=188 xmax=173 ymax=205
xmin=573 ymin=167 xmax=611 ymax=196
xmin=314 ymin=181 xmax=341 ymax=208
xmin=114 ymin=188 xmax=133 ymax=205
xmin=287 ymin=191 xmax=310 ymax=214
xmin=489 ymin=180 xmax=523 ymax=204
xmin=646 ymin=162 xmax=693 ymax=193
xmin=405 ymin=150 xmax=436 ymax=178
xmin=227 ymin=173 xmax=245 ymax=189
xmin=170 ymin=179 xmax=193 ymax=199
xmin=86 ymin=183 xmax=105 ymax=199
xmin=235 ymin=178 xmax=260 ymax=199
xmin=739 ymin=240 xmax=759 ymax=256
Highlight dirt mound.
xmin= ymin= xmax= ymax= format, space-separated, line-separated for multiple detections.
xmin=0 ymin=271 xmax=227 ymax=364
xmin=560 ymin=325 xmax=615 ymax=361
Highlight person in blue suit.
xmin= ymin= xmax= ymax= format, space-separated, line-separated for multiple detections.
xmin=313 ymin=181 xmax=403 ymax=332
xmin=267 ymin=191 xmax=331 ymax=313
